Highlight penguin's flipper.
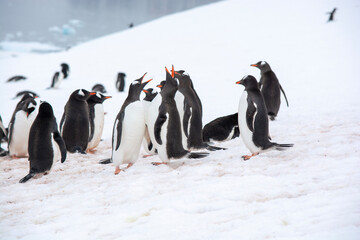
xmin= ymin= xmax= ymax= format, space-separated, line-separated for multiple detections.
xmin=115 ymin=111 xmax=125 ymax=151
xmin=246 ymin=98 xmax=257 ymax=132
xmin=7 ymin=122 xmax=13 ymax=148
xmin=59 ymin=114 xmax=65 ymax=134
xmin=183 ymin=102 xmax=191 ymax=138
xmin=279 ymin=84 xmax=289 ymax=107
xmin=19 ymin=171 xmax=36 ymax=183
xmin=53 ymin=131 xmax=67 ymax=163
xmin=88 ymin=107 xmax=95 ymax=141
xmin=154 ymin=112 xmax=167 ymax=145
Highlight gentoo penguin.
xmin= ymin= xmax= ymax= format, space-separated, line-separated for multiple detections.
xmin=13 ymin=90 xmax=39 ymax=99
xmin=60 ymin=89 xmax=95 ymax=153
xmin=8 ymin=95 xmax=39 ymax=158
xmin=7 ymin=75 xmax=26 ymax=82
xmin=174 ymin=70 xmax=223 ymax=151
xmin=327 ymin=8 xmax=337 ymax=22
xmin=250 ymin=61 xmax=289 ymax=120
xmin=92 ymin=83 xmax=107 ymax=93
xmin=116 ymin=72 xmax=126 ymax=92
xmin=86 ymin=92 xmax=112 ymax=152
xmin=142 ymin=88 xmax=159 ymax=156
xmin=111 ymin=73 xmax=152 ymax=174
xmin=49 ymin=63 xmax=70 ymax=89
xmin=203 ymin=113 xmax=240 ymax=143
xmin=0 ymin=115 xmax=8 ymax=156
xmin=236 ymin=75 xmax=293 ymax=160
xmin=150 ymin=66 xmax=208 ymax=165
xmin=19 ymin=102 xmax=67 ymax=183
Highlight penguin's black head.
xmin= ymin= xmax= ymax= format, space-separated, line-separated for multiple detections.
xmin=88 ymin=92 xmax=112 ymax=103
xmin=22 ymin=97 xmax=38 ymax=117
xmin=250 ymin=61 xmax=271 ymax=72
xmin=127 ymin=73 xmax=152 ymax=101
xmin=118 ymin=72 xmax=126 ymax=77
xmin=38 ymin=101 xmax=54 ymax=118
xmin=156 ymin=80 xmax=166 ymax=91
xmin=71 ymin=89 xmax=96 ymax=101
xmin=20 ymin=92 xmax=38 ymax=102
xmin=143 ymin=88 xmax=158 ymax=102
xmin=161 ymin=65 xmax=178 ymax=99
xmin=92 ymin=84 xmax=107 ymax=93
xmin=61 ymin=63 xmax=70 ymax=78
xmin=236 ymin=75 xmax=259 ymax=90
xmin=174 ymin=70 xmax=192 ymax=88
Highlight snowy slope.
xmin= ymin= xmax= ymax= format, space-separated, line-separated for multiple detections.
xmin=1 ymin=0 xmax=360 ymax=239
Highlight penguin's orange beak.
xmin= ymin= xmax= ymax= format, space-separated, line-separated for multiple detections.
xmin=144 ymin=78 xmax=152 ymax=83
xmin=250 ymin=64 xmax=258 ymax=67
xmin=171 ymin=65 xmax=175 ymax=78
xmin=105 ymin=96 xmax=112 ymax=99
xmin=142 ymin=89 xmax=149 ymax=93
xmin=165 ymin=67 xmax=171 ymax=75
xmin=156 ymin=84 xmax=163 ymax=88
xmin=34 ymin=96 xmax=39 ymax=99
xmin=90 ymin=92 xmax=96 ymax=95
xmin=236 ymin=80 xmax=243 ymax=85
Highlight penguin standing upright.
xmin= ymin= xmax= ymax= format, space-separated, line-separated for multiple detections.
xmin=8 ymin=95 xmax=39 ymax=158
xmin=236 ymin=75 xmax=293 ymax=160
xmin=142 ymin=88 xmax=159 ymax=156
xmin=116 ymin=72 xmax=126 ymax=92
xmin=111 ymin=73 xmax=152 ymax=174
xmin=49 ymin=63 xmax=70 ymax=89
xmin=149 ymin=66 xmax=208 ymax=165
xmin=0 ymin=115 xmax=8 ymax=156
xmin=251 ymin=61 xmax=289 ymax=120
xmin=86 ymin=92 xmax=112 ymax=152
xmin=60 ymin=89 xmax=95 ymax=153
xmin=203 ymin=113 xmax=239 ymax=143
xmin=19 ymin=102 xmax=67 ymax=183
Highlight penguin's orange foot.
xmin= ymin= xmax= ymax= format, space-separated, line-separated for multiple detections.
xmin=152 ymin=162 xmax=167 ymax=166
xmin=143 ymin=154 xmax=153 ymax=158
xmin=114 ymin=166 xmax=121 ymax=175
xmin=242 ymin=153 xmax=259 ymax=161
xmin=87 ymin=149 xmax=96 ymax=154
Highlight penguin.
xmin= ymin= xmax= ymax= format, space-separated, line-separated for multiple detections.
xmin=13 ymin=90 xmax=39 ymax=99
xmin=250 ymin=61 xmax=289 ymax=120
xmin=150 ymin=66 xmax=208 ymax=165
xmin=327 ymin=8 xmax=337 ymax=22
xmin=86 ymin=92 xmax=112 ymax=152
xmin=92 ymin=84 xmax=107 ymax=93
xmin=7 ymin=75 xmax=26 ymax=82
xmin=8 ymin=95 xmax=39 ymax=158
xmin=49 ymin=63 xmax=70 ymax=89
xmin=174 ymin=70 xmax=223 ymax=151
xmin=142 ymin=88 xmax=159 ymax=157
xmin=111 ymin=73 xmax=152 ymax=174
xmin=0 ymin=115 xmax=8 ymax=156
xmin=236 ymin=75 xmax=293 ymax=160
xmin=203 ymin=113 xmax=240 ymax=143
xmin=116 ymin=72 xmax=126 ymax=92
xmin=60 ymin=89 xmax=95 ymax=153
xmin=19 ymin=102 xmax=67 ymax=183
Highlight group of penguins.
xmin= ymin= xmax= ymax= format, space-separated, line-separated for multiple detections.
xmin=0 ymin=61 xmax=293 ymax=183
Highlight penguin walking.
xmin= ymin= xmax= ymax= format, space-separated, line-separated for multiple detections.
xmin=111 ymin=73 xmax=152 ymax=174
xmin=49 ymin=63 xmax=70 ymax=89
xmin=86 ymin=92 xmax=112 ymax=152
xmin=149 ymin=66 xmax=208 ymax=165
xmin=7 ymin=75 xmax=26 ymax=82
xmin=203 ymin=113 xmax=240 ymax=143
xmin=8 ymin=95 xmax=39 ymax=158
xmin=142 ymin=88 xmax=160 ymax=157
xmin=19 ymin=102 xmax=67 ymax=183
xmin=60 ymin=89 xmax=95 ymax=153
xmin=251 ymin=61 xmax=289 ymax=120
xmin=116 ymin=72 xmax=126 ymax=92
xmin=236 ymin=75 xmax=293 ymax=160
xmin=0 ymin=115 xmax=8 ymax=156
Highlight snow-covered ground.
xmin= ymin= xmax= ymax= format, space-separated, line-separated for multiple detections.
xmin=1 ymin=0 xmax=360 ymax=239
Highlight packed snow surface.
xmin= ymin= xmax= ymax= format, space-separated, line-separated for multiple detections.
xmin=1 ymin=0 xmax=360 ymax=239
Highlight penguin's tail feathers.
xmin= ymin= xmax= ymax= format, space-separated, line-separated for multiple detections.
xmin=187 ymin=152 xmax=209 ymax=159
xmin=99 ymin=158 xmax=112 ymax=164
xmin=206 ymin=145 xmax=227 ymax=151
xmin=19 ymin=171 xmax=36 ymax=183
xmin=71 ymin=146 xmax=86 ymax=154
xmin=274 ymin=143 xmax=294 ymax=151
xmin=268 ymin=113 xmax=276 ymax=121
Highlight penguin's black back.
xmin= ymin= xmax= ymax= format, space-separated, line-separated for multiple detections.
xmin=260 ymin=70 xmax=281 ymax=118
xmin=116 ymin=73 xmax=126 ymax=92
xmin=203 ymin=113 xmax=239 ymax=142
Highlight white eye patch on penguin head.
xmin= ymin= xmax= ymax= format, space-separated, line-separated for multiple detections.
xmin=78 ymin=89 xmax=85 ymax=96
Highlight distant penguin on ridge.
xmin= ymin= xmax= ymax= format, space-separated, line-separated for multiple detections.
xmin=7 ymin=75 xmax=26 ymax=83
xmin=250 ymin=61 xmax=289 ymax=120
xmin=203 ymin=113 xmax=239 ymax=143
xmin=19 ymin=102 xmax=67 ymax=183
xmin=60 ymin=89 xmax=95 ymax=153
xmin=116 ymin=72 xmax=126 ymax=92
xmin=49 ymin=63 xmax=70 ymax=89
xmin=236 ymin=75 xmax=293 ymax=160
xmin=111 ymin=73 xmax=152 ymax=174
xmin=86 ymin=92 xmax=112 ymax=152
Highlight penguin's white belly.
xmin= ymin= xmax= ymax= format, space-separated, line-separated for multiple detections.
xmin=238 ymin=91 xmax=261 ymax=154
xmin=54 ymin=73 xmax=63 ymax=89
xmin=87 ymin=104 xmax=104 ymax=150
xmin=112 ymin=102 xmax=145 ymax=166
xmin=9 ymin=111 xmax=36 ymax=157
xmin=51 ymin=133 xmax=61 ymax=163
xmin=175 ymin=92 xmax=188 ymax=150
